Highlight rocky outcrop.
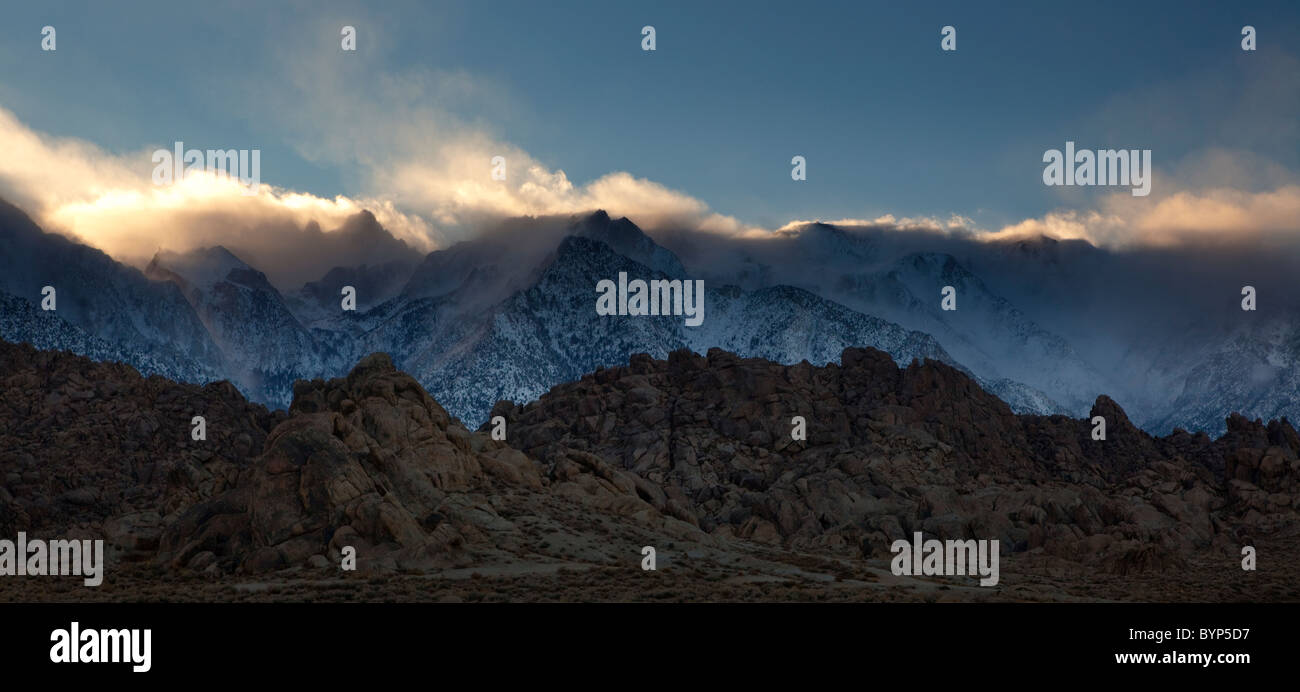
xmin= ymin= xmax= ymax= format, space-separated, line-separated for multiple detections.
xmin=156 ymin=353 xmax=547 ymax=573
xmin=1218 ymin=413 xmax=1300 ymax=531
xmin=489 ymin=347 xmax=1300 ymax=572
xmin=0 ymin=340 xmax=280 ymax=559
xmin=3 ymin=338 xmax=1298 ymax=593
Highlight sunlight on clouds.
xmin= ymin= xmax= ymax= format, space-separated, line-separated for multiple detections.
xmin=776 ymin=213 xmax=977 ymax=235
xmin=0 ymin=105 xmax=435 ymax=268
xmin=0 ymin=94 xmax=758 ymax=268
xmin=4 ymin=91 xmax=1300 ymax=277
xmin=985 ymin=185 xmax=1300 ymax=247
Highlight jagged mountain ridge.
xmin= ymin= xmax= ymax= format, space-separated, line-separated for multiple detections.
xmin=0 ymin=292 xmax=217 ymax=384
xmin=1 ymin=198 xmax=1289 ymax=436
xmin=0 ymin=199 xmax=222 ymax=385
xmin=145 ymin=246 xmax=348 ymax=409
xmin=366 ymin=235 xmax=979 ymax=425
xmin=348 ymin=215 xmax=1064 ymax=423
xmin=29 ymin=204 xmax=1042 ymax=427
xmin=653 ymin=219 xmax=1300 ymax=435
xmin=665 ymin=222 xmax=1107 ymax=416
xmin=283 ymin=259 xmax=417 ymax=327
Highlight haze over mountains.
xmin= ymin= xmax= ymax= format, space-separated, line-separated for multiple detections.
xmin=0 ymin=196 xmax=1295 ymax=436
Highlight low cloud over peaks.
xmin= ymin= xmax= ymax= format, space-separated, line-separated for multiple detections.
xmin=2 ymin=30 xmax=1299 ymax=291
xmin=0 ymin=106 xmax=434 ymax=289
xmin=985 ymin=183 xmax=1300 ymax=249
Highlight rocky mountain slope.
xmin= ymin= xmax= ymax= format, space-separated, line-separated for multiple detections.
xmin=6 ymin=202 xmax=1056 ymax=429
xmin=375 ymin=235 xmax=967 ymax=426
xmin=0 ymin=292 xmax=215 ymax=384
xmin=0 ymin=339 xmax=717 ymax=587
xmin=0 ymin=199 xmax=222 ymax=385
xmin=656 ymin=220 xmax=1300 ymax=435
xmin=3 ymin=197 xmax=1296 ymax=438
xmin=666 ymin=222 xmax=1110 ymax=417
xmin=145 ymin=246 xmax=349 ymax=408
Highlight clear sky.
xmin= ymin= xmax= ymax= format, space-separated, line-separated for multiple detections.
xmin=1 ymin=0 xmax=1297 ymax=251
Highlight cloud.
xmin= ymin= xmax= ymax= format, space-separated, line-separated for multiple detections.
xmin=8 ymin=83 xmax=1300 ymax=283
xmin=0 ymin=106 xmax=433 ymax=287
xmin=2 ymin=3 xmax=1298 ymax=289
xmin=776 ymin=213 xmax=977 ymax=236
xmin=986 ymin=183 xmax=1300 ymax=248
xmin=764 ymin=178 xmax=1300 ymax=255
xmin=0 ymin=20 xmax=762 ymax=282
xmin=244 ymin=17 xmax=764 ymax=242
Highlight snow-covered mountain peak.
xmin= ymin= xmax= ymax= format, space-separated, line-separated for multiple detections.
xmin=570 ymin=210 xmax=688 ymax=277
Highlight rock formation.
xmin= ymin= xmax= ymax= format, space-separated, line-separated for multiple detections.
xmin=2 ymin=338 xmax=1298 ymax=600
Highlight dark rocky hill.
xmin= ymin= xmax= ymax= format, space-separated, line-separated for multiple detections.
xmin=490 ymin=346 xmax=1300 ymax=573
xmin=2 ymin=338 xmax=1297 ymax=601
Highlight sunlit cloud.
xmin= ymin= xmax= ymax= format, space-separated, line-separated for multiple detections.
xmin=0 ymin=106 xmax=434 ymax=286
xmin=776 ymin=213 xmax=977 ymax=236
xmin=3 ymin=38 xmax=1300 ymax=292
xmin=985 ymin=184 xmax=1300 ymax=248
xmin=249 ymin=27 xmax=765 ymax=242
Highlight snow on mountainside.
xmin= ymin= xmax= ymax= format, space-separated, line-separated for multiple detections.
xmin=955 ymin=232 xmax=1300 ymax=436
xmin=0 ymin=292 xmax=218 ymax=384
xmin=0 ymin=202 xmax=1073 ymax=425
xmin=665 ymin=222 xmax=1105 ymax=417
xmin=145 ymin=246 xmax=347 ymax=409
xmin=283 ymin=260 xmax=417 ymax=327
xmin=0 ymin=199 xmax=224 ymax=377
xmin=694 ymin=281 xmax=1064 ymax=415
xmin=692 ymin=283 xmax=951 ymax=369
xmin=5 ymin=199 xmax=1282 ymax=435
xmin=383 ymin=235 xmax=977 ymax=426
xmin=883 ymin=251 xmax=1103 ymax=413
xmin=1152 ymin=318 xmax=1300 ymax=435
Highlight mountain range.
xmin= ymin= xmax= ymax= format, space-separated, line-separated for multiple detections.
xmin=0 ymin=197 xmax=1294 ymax=435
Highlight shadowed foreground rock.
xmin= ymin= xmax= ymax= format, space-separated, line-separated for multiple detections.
xmin=2 ymin=338 xmax=1298 ymax=600
xmin=157 ymin=353 xmax=627 ymax=572
xmin=490 ymin=347 xmax=1300 ymax=573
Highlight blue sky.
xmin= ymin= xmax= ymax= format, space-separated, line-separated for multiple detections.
xmin=1 ymin=0 xmax=1297 ymax=246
